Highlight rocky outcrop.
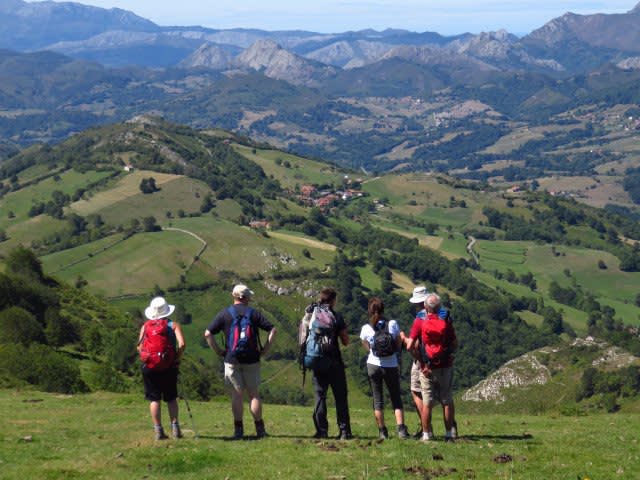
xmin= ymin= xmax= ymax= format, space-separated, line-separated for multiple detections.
xmin=381 ymin=45 xmax=497 ymax=72
xmin=617 ymin=56 xmax=640 ymax=70
xmin=304 ymin=40 xmax=392 ymax=68
xmin=447 ymin=30 xmax=518 ymax=61
xmin=236 ymin=39 xmax=336 ymax=86
xmin=462 ymin=352 xmax=552 ymax=403
xmin=179 ymin=42 xmax=235 ymax=69
xmin=463 ymin=337 xmax=640 ymax=404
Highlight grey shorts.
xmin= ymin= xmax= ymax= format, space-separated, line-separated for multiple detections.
xmin=419 ymin=367 xmax=454 ymax=407
xmin=410 ymin=360 xmax=421 ymax=393
xmin=224 ymin=362 xmax=261 ymax=393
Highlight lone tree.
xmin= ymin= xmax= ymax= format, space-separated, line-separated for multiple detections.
xmin=139 ymin=177 xmax=158 ymax=194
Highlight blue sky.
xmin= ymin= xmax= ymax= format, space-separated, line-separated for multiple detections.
xmin=36 ymin=1 xmax=637 ymax=35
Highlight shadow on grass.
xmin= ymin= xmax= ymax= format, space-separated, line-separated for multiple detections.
xmin=457 ymin=433 xmax=534 ymax=442
xmin=190 ymin=434 xmax=383 ymax=441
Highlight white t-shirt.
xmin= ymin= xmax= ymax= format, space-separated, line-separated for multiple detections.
xmin=360 ymin=319 xmax=400 ymax=368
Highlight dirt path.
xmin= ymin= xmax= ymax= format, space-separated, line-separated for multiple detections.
xmin=467 ymin=235 xmax=479 ymax=263
xmin=162 ymin=227 xmax=208 ymax=273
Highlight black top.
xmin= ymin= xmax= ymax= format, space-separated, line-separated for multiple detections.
xmin=207 ymin=304 xmax=274 ymax=364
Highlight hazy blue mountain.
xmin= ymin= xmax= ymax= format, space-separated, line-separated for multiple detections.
xmin=520 ymin=3 xmax=640 ymax=72
xmin=0 ymin=0 xmax=158 ymax=50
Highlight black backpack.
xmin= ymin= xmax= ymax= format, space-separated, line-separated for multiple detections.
xmin=372 ymin=320 xmax=396 ymax=357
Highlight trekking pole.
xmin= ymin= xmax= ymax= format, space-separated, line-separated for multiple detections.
xmin=179 ymin=388 xmax=199 ymax=439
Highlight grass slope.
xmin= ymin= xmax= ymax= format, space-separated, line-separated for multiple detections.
xmin=2 ymin=389 xmax=638 ymax=479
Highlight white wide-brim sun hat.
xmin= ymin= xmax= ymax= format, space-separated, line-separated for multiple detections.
xmin=409 ymin=286 xmax=429 ymax=304
xmin=145 ymin=296 xmax=176 ymax=320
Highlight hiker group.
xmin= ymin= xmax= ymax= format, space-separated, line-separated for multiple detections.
xmin=137 ymin=284 xmax=458 ymax=442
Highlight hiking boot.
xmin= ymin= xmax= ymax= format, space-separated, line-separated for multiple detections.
xmin=154 ymin=426 xmax=168 ymax=441
xmin=171 ymin=422 xmax=183 ymax=439
xmin=233 ymin=423 xmax=244 ymax=440
xmin=256 ymin=425 xmax=268 ymax=439
xmin=338 ymin=430 xmax=353 ymax=440
xmin=397 ymin=424 xmax=410 ymax=440
xmin=378 ymin=426 xmax=389 ymax=440
xmin=313 ymin=431 xmax=328 ymax=439
xmin=421 ymin=431 xmax=434 ymax=442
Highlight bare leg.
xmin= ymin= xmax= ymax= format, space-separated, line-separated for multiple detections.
xmin=421 ymin=403 xmax=433 ymax=435
xmin=374 ymin=409 xmax=384 ymax=428
xmin=411 ymin=390 xmax=423 ymax=425
xmin=443 ymin=403 xmax=455 ymax=431
xmin=167 ymin=398 xmax=179 ymax=424
xmin=150 ymin=401 xmax=161 ymax=426
xmin=249 ymin=395 xmax=263 ymax=421
xmin=231 ymin=388 xmax=244 ymax=422
xmin=394 ymin=408 xmax=404 ymax=426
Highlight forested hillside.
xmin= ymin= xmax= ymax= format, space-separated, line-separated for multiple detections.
xmin=1 ymin=118 xmax=638 ymax=412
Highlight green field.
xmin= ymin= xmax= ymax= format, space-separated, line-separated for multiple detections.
xmin=42 ymin=231 xmax=204 ymax=296
xmin=68 ymin=171 xmax=216 ymax=225
xmin=474 ymin=240 xmax=640 ymax=327
xmin=41 ymin=218 xmax=337 ymax=297
xmin=0 ymin=169 xmax=113 ymax=231
xmin=2 ymin=389 xmax=638 ymax=479
xmin=234 ymin=144 xmax=348 ymax=189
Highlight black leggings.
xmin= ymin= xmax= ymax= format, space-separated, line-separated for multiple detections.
xmin=367 ymin=364 xmax=403 ymax=411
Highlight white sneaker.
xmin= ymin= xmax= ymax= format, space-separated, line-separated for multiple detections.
xmin=421 ymin=432 xmax=433 ymax=442
xmin=451 ymin=426 xmax=458 ymax=439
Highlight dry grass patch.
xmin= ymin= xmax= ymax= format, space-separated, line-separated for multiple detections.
xmin=268 ymin=231 xmax=336 ymax=251
xmin=69 ymin=170 xmax=180 ymax=216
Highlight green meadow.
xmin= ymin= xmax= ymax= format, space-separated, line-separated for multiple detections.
xmin=2 ymin=389 xmax=638 ymax=480
xmin=68 ymin=171 xmax=216 ymax=225
xmin=233 ymin=144 xmax=348 ymax=189
xmin=41 ymin=215 xmax=336 ymax=297
xmin=1 ymin=169 xmax=112 ymax=233
xmin=474 ymin=240 xmax=640 ymax=327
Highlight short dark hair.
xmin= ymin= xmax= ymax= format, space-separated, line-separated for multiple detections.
xmin=319 ymin=287 xmax=337 ymax=305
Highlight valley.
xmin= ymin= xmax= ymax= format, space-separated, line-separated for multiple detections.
xmin=0 ymin=3 xmax=639 ymax=478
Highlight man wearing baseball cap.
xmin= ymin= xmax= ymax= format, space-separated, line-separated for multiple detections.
xmin=406 ymin=292 xmax=458 ymax=442
xmin=204 ymin=284 xmax=277 ymax=439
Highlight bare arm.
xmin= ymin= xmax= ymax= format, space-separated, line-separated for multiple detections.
xmin=204 ymin=329 xmax=225 ymax=357
xmin=339 ymin=328 xmax=349 ymax=346
xmin=136 ymin=325 xmax=145 ymax=352
xmin=361 ymin=339 xmax=370 ymax=352
xmin=261 ymin=327 xmax=277 ymax=356
xmin=173 ymin=323 xmax=186 ymax=359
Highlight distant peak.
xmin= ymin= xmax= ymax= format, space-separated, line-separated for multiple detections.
xmin=247 ymin=38 xmax=282 ymax=51
xmin=631 ymin=2 xmax=640 ymax=14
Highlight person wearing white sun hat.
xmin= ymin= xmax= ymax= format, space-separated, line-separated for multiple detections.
xmin=406 ymin=292 xmax=458 ymax=442
xmin=137 ymin=296 xmax=186 ymax=441
xmin=400 ymin=285 xmax=430 ymax=438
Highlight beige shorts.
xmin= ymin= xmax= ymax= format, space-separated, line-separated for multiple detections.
xmin=410 ymin=360 xmax=421 ymax=393
xmin=224 ymin=362 xmax=261 ymax=393
xmin=419 ymin=367 xmax=454 ymax=406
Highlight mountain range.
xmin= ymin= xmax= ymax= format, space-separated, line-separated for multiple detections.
xmin=0 ymin=1 xmax=639 ymax=194
xmin=2 ymin=0 xmax=640 ymax=75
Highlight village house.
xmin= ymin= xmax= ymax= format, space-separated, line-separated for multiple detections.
xmin=249 ymin=220 xmax=271 ymax=230
xmin=300 ymin=184 xmax=316 ymax=197
xmin=316 ymin=194 xmax=338 ymax=209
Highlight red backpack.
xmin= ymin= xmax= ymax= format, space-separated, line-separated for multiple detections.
xmin=139 ymin=319 xmax=176 ymax=371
